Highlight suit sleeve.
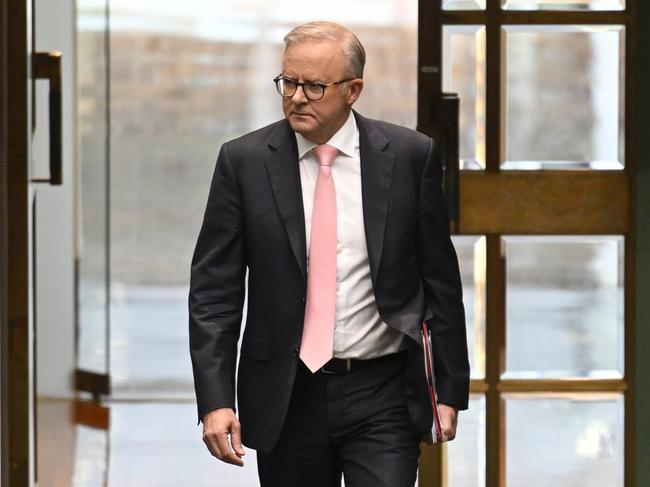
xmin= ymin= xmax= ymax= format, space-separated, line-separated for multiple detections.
xmin=189 ymin=143 xmax=247 ymax=422
xmin=416 ymin=137 xmax=470 ymax=411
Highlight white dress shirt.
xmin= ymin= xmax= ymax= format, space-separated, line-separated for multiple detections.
xmin=296 ymin=112 xmax=405 ymax=359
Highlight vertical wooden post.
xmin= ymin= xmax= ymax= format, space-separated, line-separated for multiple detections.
xmin=2 ymin=1 xmax=31 ymax=486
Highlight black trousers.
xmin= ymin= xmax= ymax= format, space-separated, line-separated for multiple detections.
xmin=256 ymin=352 xmax=422 ymax=487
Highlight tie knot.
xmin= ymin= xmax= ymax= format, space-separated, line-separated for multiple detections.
xmin=313 ymin=144 xmax=338 ymax=167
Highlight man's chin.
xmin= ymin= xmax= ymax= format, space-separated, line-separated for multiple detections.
xmin=288 ymin=119 xmax=316 ymax=138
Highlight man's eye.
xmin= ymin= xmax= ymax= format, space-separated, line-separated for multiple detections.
xmin=305 ymin=83 xmax=324 ymax=93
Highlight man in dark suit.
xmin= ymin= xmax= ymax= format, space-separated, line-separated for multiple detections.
xmin=189 ymin=21 xmax=469 ymax=487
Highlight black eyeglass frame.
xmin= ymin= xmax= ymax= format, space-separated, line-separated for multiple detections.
xmin=273 ymin=74 xmax=354 ymax=101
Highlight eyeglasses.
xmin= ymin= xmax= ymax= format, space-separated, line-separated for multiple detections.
xmin=273 ymin=75 xmax=353 ymax=101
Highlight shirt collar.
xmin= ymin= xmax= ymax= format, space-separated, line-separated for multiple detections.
xmin=295 ymin=111 xmax=358 ymax=160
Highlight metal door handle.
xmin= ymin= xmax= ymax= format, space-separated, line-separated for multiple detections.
xmin=31 ymin=51 xmax=62 ymax=185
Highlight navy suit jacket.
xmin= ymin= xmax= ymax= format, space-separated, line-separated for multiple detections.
xmin=189 ymin=111 xmax=470 ymax=452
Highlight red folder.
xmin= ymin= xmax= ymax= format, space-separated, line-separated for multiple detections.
xmin=421 ymin=322 xmax=444 ymax=444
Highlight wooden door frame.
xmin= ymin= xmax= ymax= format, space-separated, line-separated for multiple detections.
xmin=1 ymin=0 xmax=31 ymax=486
xmin=634 ymin=3 xmax=650 ymax=486
xmin=0 ymin=0 xmax=8 ymax=482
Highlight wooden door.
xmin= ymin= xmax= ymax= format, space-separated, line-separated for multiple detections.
xmin=417 ymin=1 xmax=635 ymax=486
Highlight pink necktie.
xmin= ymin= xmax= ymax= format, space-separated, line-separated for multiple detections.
xmin=300 ymin=144 xmax=339 ymax=372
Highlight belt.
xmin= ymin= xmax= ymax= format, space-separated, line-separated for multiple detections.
xmin=318 ymin=351 xmax=404 ymax=374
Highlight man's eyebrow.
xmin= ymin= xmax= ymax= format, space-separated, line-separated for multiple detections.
xmin=281 ymin=74 xmax=324 ymax=84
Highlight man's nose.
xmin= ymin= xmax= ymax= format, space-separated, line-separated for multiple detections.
xmin=291 ymin=85 xmax=308 ymax=104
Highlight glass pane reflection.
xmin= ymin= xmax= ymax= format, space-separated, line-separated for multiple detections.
xmin=506 ymin=394 xmax=624 ymax=487
xmin=504 ymin=236 xmax=624 ymax=379
xmin=443 ymin=26 xmax=486 ymax=170
xmin=77 ymin=0 xmax=109 ymax=376
xmin=502 ymin=25 xmax=625 ymax=169
xmin=73 ymin=424 xmax=108 ymax=485
xmin=452 ymin=236 xmax=486 ymax=379
xmin=446 ymin=395 xmax=486 ymax=487
xmin=443 ymin=0 xmax=487 ymax=10
xmin=502 ymin=0 xmax=624 ymax=10
xmin=107 ymin=1 xmax=418 ymax=395
xmin=108 ymin=403 xmax=261 ymax=485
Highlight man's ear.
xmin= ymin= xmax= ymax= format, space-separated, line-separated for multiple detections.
xmin=346 ymin=79 xmax=364 ymax=105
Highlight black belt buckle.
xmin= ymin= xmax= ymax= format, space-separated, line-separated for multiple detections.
xmin=320 ymin=358 xmax=352 ymax=374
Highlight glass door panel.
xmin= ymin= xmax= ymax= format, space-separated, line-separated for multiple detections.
xmin=355 ymin=20 xmax=419 ymax=129
xmin=108 ymin=1 xmax=419 ymax=399
xmin=106 ymin=403 xmax=261 ymax=485
xmin=501 ymin=0 xmax=625 ymax=10
xmin=502 ymin=25 xmax=625 ymax=170
xmin=443 ymin=0 xmax=487 ymax=10
xmin=101 ymin=1 xmax=419 ymax=484
xmin=453 ymin=236 xmax=487 ymax=379
xmin=503 ymin=236 xmax=624 ymax=379
xmin=72 ymin=423 xmax=108 ymax=485
xmin=446 ymin=395 xmax=487 ymax=487
xmin=443 ymin=26 xmax=487 ymax=169
xmin=505 ymin=394 xmax=624 ymax=487
xmin=77 ymin=0 xmax=110 ymax=383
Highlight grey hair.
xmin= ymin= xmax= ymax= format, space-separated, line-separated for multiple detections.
xmin=283 ymin=21 xmax=366 ymax=79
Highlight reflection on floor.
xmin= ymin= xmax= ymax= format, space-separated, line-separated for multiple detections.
xmin=37 ymin=399 xmax=261 ymax=487
xmin=37 ymin=400 xmax=77 ymax=486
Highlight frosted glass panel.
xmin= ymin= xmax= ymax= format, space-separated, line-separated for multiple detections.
xmin=444 ymin=0 xmax=487 ymax=10
xmin=502 ymin=0 xmax=624 ymax=10
xmin=443 ymin=26 xmax=486 ymax=170
xmin=452 ymin=236 xmax=486 ymax=379
xmin=502 ymin=25 xmax=625 ymax=169
xmin=504 ymin=236 xmax=624 ymax=379
xmin=506 ymin=394 xmax=624 ymax=487
xmin=446 ymin=395 xmax=486 ymax=487
xmin=77 ymin=0 xmax=109 ymax=376
xmin=74 ymin=424 xmax=108 ymax=484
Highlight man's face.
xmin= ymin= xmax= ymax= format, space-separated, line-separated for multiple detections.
xmin=281 ymin=40 xmax=363 ymax=145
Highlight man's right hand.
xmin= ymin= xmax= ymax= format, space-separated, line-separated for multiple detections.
xmin=202 ymin=408 xmax=246 ymax=466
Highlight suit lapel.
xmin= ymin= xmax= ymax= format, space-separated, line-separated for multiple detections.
xmin=355 ymin=112 xmax=394 ymax=284
xmin=264 ymin=121 xmax=307 ymax=280
xmin=263 ymin=114 xmax=394 ymax=284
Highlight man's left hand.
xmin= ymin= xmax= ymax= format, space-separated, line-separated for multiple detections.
xmin=438 ymin=403 xmax=458 ymax=441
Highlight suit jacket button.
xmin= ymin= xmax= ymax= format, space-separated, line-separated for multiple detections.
xmin=301 ymin=297 xmax=306 ymax=302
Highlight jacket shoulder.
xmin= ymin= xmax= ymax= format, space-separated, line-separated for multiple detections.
xmin=375 ymin=119 xmax=430 ymax=140
xmin=357 ymin=114 xmax=433 ymax=151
